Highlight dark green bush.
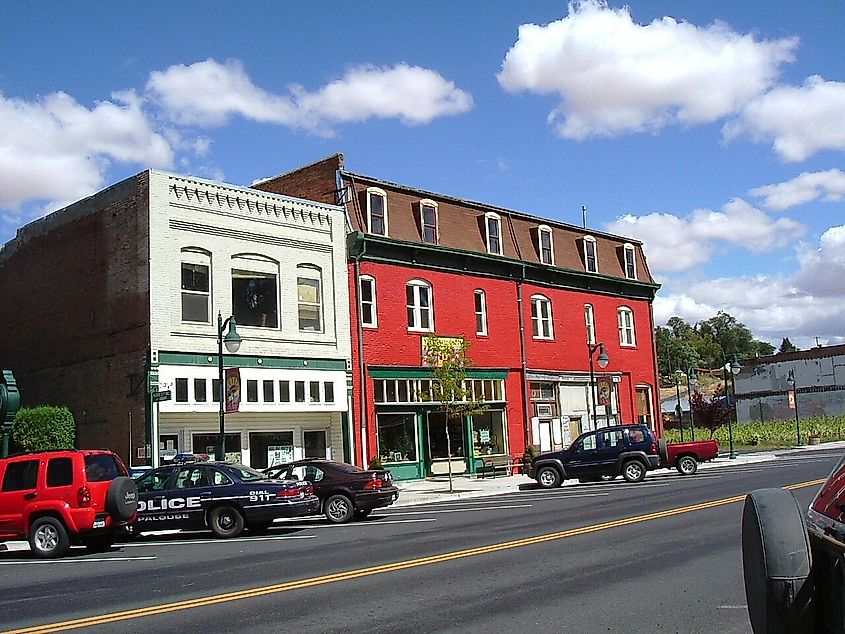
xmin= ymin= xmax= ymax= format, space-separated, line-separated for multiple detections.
xmin=12 ymin=406 xmax=76 ymax=451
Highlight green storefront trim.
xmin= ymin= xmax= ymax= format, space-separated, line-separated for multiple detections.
xmin=369 ymin=367 xmax=508 ymax=380
xmin=157 ymin=351 xmax=348 ymax=371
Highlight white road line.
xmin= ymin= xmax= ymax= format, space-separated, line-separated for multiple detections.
xmin=124 ymin=534 xmax=317 ymax=547
xmin=0 ymin=556 xmax=157 ymax=565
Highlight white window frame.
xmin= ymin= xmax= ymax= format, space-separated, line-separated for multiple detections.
xmin=538 ymin=225 xmax=554 ymax=266
xmin=231 ymin=254 xmax=280 ymax=329
xmin=366 ymin=187 xmax=388 ymax=236
xmin=618 ymin=306 xmax=636 ymax=347
xmin=485 ymin=212 xmax=502 ymax=255
xmin=583 ymin=235 xmax=598 ymax=273
xmin=180 ymin=248 xmax=212 ymax=324
xmin=474 ymin=289 xmax=488 ymax=336
xmin=297 ymin=264 xmax=323 ymax=333
xmin=406 ymin=279 xmax=434 ymax=332
xmin=359 ymin=275 xmax=377 ymax=328
xmin=584 ymin=303 xmax=596 ymax=345
xmin=531 ymin=295 xmax=554 ymax=340
xmin=420 ymin=199 xmax=439 ymax=245
xmin=623 ymin=243 xmax=637 ymax=280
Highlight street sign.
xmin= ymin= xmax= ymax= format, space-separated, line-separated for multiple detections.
xmin=152 ymin=390 xmax=172 ymax=403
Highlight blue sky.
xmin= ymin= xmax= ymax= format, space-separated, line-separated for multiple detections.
xmin=2 ymin=1 xmax=844 ymax=349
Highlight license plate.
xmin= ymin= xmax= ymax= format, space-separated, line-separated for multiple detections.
xmin=93 ymin=519 xmax=106 ymax=529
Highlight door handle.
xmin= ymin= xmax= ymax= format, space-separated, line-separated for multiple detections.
xmin=24 ymin=492 xmax=37 ymax=500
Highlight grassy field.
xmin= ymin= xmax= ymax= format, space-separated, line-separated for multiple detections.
xmin=662 ymin=415 xmax=845 ymax=450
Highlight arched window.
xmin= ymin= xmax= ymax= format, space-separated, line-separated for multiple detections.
xmin=180 ymin=247 xmax=211 ymax=323
xmin=584 ymin=304 xmax=596 ymax=345
xmin=474 ymin=289 xmax=488 ymax=336
xmin=359 ymin=275 xmax=377 ymax=328
xmin=420 ymin=199 xmax=439 ymax=245
xmin=618 ymin=306 xmax=636 ymax=346
xmin=531 ymin=295 xmax=553 ymax=339
xmin=623 ymin=243 xmax=637 ymax=279
xmin=366 ymin=187 xmax=388 ymax=236
xmin=231 ymin=254 xmax=279 ymax=328
xmin=485 ymin=212 xmax=502 ymax=255
xmin=538 ymin=225 xmax=554 ymax=265
xmin=297 ymin=265 xmax=323 ymax=333
xmin=583 ymin=235 xmax=598 ymax=273
xmin=406 ymin=279 xmax=433 ymax=332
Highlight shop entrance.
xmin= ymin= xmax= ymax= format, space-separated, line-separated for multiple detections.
xmin=426 ymin=411 xmax=468 ymax=476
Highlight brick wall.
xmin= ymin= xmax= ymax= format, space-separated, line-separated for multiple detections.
xmin=252 ymin=154 xmax=344 ymax=206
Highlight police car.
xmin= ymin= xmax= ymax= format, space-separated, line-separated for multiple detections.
xmin=133 ymin=460 xmax=320 ymax=538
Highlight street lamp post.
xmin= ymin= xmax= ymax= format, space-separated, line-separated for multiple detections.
xmin=686 ymin=367 xmax=698 ymax=440
xmin=787 ymin=368 xmax=801 ymax=446
xmin=217 ymin=312 xmax=242 ymax=462
xmin=723 ymin=357 xmax=740 ymax=459
xmin=674 ymin=370 xmax=684 ymax=442
xmin=588 ymin=342 xmax=610 ymax=429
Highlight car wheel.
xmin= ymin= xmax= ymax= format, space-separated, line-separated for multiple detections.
xmin=325 ymin=495 xmax=354 ymax=524
xmin=742 ymin=488 xmax=814 ymax=634
xmin=209 ymin=505 xmax=245 ymax=538
xmin=354 ymin=509 xmax=372 ymax=520
xmin=536 ymin=466 xmax=562 ymax=489
xmin=106 ymin=477 xmax=139 ymax=521
xmin=83 ymin=533 xmax=116 ymax=552
xmin=676 ymin=455 xmax=698 ymax=475
xmin=658 ymin=439 xmax=669 ymax=464
xmin=622 ymin=460 xmax=646 ymax=483
xmin=28 ymin=517 xmax=71 ymax=559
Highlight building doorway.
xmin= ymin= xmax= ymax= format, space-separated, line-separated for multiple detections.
xmin=426 ymin=411 xmax=467 ymax=476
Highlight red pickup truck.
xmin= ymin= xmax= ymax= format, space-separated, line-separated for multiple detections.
xmin=658 ymin=439 xmax=719 ymax=475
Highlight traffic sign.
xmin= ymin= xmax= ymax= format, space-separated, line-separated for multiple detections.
xmin=152 ymin=390 xmax=172 ymax=403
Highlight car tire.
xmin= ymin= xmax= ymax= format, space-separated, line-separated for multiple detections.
xmin=354 ymin=508 xmax=372 ymax=520
xmin=209 ymin=505 xmax=245 ymax=538
xmin=325 ymin=495 xmax=354 ymax=524
xmin=28 ymin=517 xmax=71 ymax=559
xmin=658 ymin=439 xmax=669 ymax=464
xmin=742 ymin=488 xmax=815 ymax=634
xmin=676 ymin=455 xmax=698 ymax=475
xmin=622 ymin=460 xmax=646 ymax=483
xmin=536 ymin=466 xmax=562 ymax=489
xmin=83 ymin=533 xmax=116 ymax=552
xmin=106 ymin=477 xmax=139 ymax=520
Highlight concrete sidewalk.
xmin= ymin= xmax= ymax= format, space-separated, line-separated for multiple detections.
xmin=392 ymin=441 xmax=845 ymax=508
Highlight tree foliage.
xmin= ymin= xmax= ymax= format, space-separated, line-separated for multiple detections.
xmin=778 ymin=337 xmax=799 ymax=353
xmin=656 ymin=311 xmax=775 ymax=378
xmin=12 ymin=406 xmax=76 ymax=451
xmin=689 ymin=390 xmax=729 ymax=439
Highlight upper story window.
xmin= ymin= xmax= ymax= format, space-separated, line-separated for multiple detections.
xmin=623 ymin=243 xmax=637 ymax=280
xmin=538 ymin=225 xmax=554 ymax=266
xmin=485 ymin=212 xmax=502 ymax=255
xmin=583 ymin=236 xmax=598 ymax=273
xmin=420 ymin=199 xmax=439 ymax=245
xmin=297 ymin=265 xmax=323 ymax=333
xmin=232 ymin=254 xmax=279 ymax=328
xmin=531 ymin=295 xmax=553 ymax=340
xmin=584 ymin=304 xmax=596 ymax=345
xmin=474 ymin=289 xmax=488 ymax=336
xmin=618 ymin=306 xmax=636 ymax=347
xmin=406 ymin=279 xmax=433 ymax=332
xmin=367 ymin=187 xmax=388 ymax=236
xmin=359 ymin=275 xmax=377 ymax=328
xmin=180 ymin=248 xmax=211 ymax=323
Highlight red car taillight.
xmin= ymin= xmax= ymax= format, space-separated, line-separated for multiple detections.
xmin=276 ymin=487 xmax=302 ymax=498
xmin=77 ymin=486 xmax=91 ymax=507
xmin=303 ymin=484 xmax=314 ymax=495
xmin=364 ymin=477 xmax=384 ymax=490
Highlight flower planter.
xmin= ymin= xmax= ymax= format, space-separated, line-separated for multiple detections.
xmin=808 ymin=435 xmax=822 ymax=445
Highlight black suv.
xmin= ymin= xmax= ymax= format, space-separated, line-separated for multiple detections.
xmin=527 ymin=424 xmax=661 ymax=488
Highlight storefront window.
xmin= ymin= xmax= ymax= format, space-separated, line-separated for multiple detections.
xmin=249 ymin=431 xmax=294 ymax=469
xmin=192 ymin=433 xmax=241 ymax=462
xmin=428 ymin=412 xmax=465 ymax=459
xmin=472 ymin=410 xmax=507 ymax=456
xmin=377 ymin=413 xmax=417 ymax=463
xmin=304 ymin=430 xmax=327 ymax=458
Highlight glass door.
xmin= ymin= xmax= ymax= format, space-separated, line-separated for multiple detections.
xmin=426 ymin=412 xmax=467 ymax=475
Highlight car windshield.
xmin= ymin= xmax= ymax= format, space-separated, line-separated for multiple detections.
xmin=227 ymin=464 xmax=268 ymax=481
xmin=84 ymin=454 xmax=122 ymax=481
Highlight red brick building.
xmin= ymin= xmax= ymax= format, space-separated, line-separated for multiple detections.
xmin=255 ymin=154 xmax=661 ymax=480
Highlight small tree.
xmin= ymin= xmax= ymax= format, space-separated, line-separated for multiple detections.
xmin=12 ymin=406 xmax=76 ymax=451
xmin=421 ymin=335 xmax=487 ymax=493
xmin=690 ymin=390 xmax=729 ymax=439
xmin=779 ymin=337 xmax=799 ymax=353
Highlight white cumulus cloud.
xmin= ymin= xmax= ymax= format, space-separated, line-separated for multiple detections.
xmin=749 ymin=169 xmax=845 ymax=210
xmin=497 ymin=0 xmax=797 ymax=139
xmin=725 ymin=76 xmax=845 ymax=162
xmin=146 ymin=58 xmax=473 ymax=134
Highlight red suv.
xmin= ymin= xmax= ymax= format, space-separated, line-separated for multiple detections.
xmin=0 ymin=449 xmax=138 ymax=558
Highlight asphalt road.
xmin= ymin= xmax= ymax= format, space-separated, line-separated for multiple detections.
xmin=1 ymin=449 xmax=839 ymax=634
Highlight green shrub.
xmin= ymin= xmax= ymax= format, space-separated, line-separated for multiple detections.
xmin=12 ymin=406 xmax=76 ymax=451
xmin=368 ymin=455 xmax=383 ymax=470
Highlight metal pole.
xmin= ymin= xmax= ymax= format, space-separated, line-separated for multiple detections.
xmin=675 ymin=375 xmax=684 ymax=442
xmin=686 ymin=371 xmax=696 ymax=440
xmin=589 ymin=348 xmax=597 ymax=430
xmin=723 ymin=367 xmax=735 ymax=459
xmin=728 ymin=368 xmax=737 ymax=459
xmin=217 ymin=312 xmax=226 ymax=462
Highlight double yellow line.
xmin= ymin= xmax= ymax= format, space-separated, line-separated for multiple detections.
xmin=5 ymin=479 xmax=825 ymax=633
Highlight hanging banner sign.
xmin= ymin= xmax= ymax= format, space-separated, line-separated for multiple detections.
xmin=225 ymin=368 xmax=241 ymax=413
xmin=596 ymin=377 xmax=612 ymax=406
xmin=788 ymin=390 xmax=796 ymax=410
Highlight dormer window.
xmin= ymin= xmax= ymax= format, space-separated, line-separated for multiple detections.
xmin=583 ymin=235 xmax=598 ymax=273
xmin=538 ymin=225 xmax=554 ymax=265
xmin=485 ymin=212 xmax=502 ymax=255
xmin=624 ymin=243 xmax=637 ymax=279
xmin=420 ymin=199 xmax=438 ymax=244
xmin=366 ymin=187 xmax=388 ymax=236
